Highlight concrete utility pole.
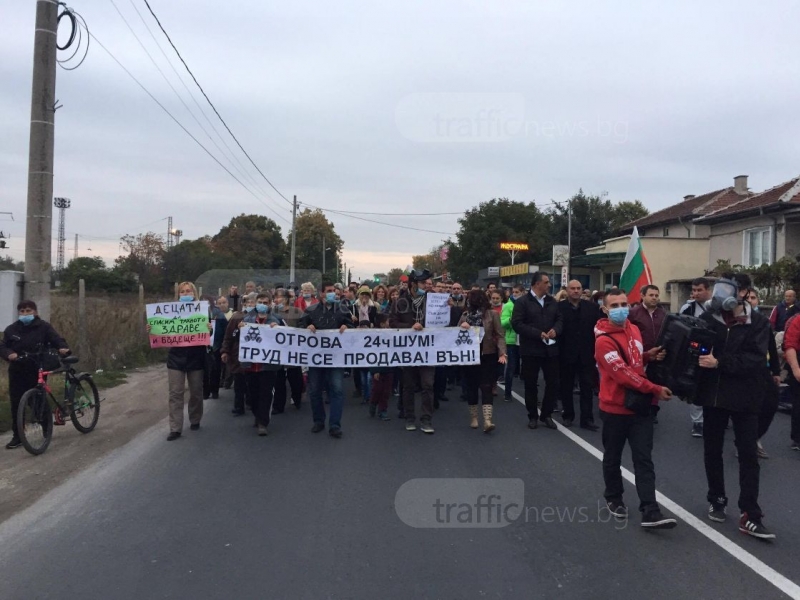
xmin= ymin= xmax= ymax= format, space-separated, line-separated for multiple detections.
xmin=289 ymin=195 xmax=298 ymax=285
xmin=73 ymin=233 xmax=78 ymax=260
xmin=567 ymin=197 xmax=572 ymax=282
xmin=54 ymin=196 xmax=70 ymax=277
xmin=24 ymin=0 xmax=59 ymax=319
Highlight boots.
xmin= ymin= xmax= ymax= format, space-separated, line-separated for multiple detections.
xmin=482 ymin=404 xmax=495 ymax=433
xmin=469 ymin=405 xmax=479 ymax=429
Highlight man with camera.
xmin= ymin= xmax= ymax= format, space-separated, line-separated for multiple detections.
xmin=693 ymin=273 xmax=775 ymax=540
xmin=594 ymin=288 xmax=676 ymax=529
xmin=390 ymin=269 xmax=436 ymax=434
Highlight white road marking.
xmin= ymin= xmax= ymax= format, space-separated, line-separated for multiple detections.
xmin=500 ymin=384 xmax=800 ymax=600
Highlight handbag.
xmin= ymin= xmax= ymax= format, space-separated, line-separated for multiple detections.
xmin=600 ymin=334 xmax=653 ymax=416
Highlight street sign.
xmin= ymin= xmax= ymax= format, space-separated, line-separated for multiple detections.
xmin=552 ymin=245 xmax=569 ymax=266
xmin=561 ymin=266 xmax=568 ymax=285
xmin=487 ymin=266 xmax=500 ymax=277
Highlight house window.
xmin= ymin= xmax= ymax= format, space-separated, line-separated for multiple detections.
xmin=663 ymin=227 xmax=669 ymax=237
xmin=604 ymin=272 xmax=621 ymax=289
xmin=743 ymin=227 xmax=772 ymax=267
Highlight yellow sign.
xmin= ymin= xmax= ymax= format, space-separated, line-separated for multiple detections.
xmin=500 ymin=262 xmax=529 ymax=278
xmin=500 ymin=242 xmax=529 ymax=251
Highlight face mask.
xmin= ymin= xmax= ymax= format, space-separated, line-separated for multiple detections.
xmin=705 ymin=279 xmax=739 ymax=313
xmin=752 ymin=305 xmax=759 ymax=312
xmin=303 ymin=293 xmax=311 ymax=299
xmin=19 ymin=314 xmax=35 ymax=325
xmin=256 ymin=303 xmax=269 ymax=314
xmin=179 ymin=295 xmax=194 ymax=302
xmin=275 ymin=303 xmax=284 ymax=311
xmin=243 ymin=306 xmax=255 ymax=313
xmin=491 ymin=301 xmax=502 ymax=306
xmin=597 ymin=300 xmax=603 ymax=306
xmin=608 ymin=307 xmax=629 ymax=325
xmin=417 ymin=288 xmax=426 ymax=297
xmin=452 ymin=293 xmax=462 ymax=300
xmin=325 ymin=292 xmax=337 ymax=303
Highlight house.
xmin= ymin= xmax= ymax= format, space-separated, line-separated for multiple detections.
xmin=578 ymin=174 xmax=800 ymax=311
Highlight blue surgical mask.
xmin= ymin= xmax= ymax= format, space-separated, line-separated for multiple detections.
xmin=179 ymin=295 xmax=194 ymax=302
xmin=608 ymin=307 xmax=629 ymax=325
xmin=417 ymin=288 xmax=426 ymax=297
xmin=325 ymin=292 xmax=337 ymax=303
xmin=243 ymin=306 xmax=255 ymax=313
xmin=275 ymin=303 xmax=284 ymax=311
xmin=303 ymin=293 xmax=312 ymax=299
xmin=510 ymin=295 xmax=518 ymax=303
xmin=752 ymin=305 xmax=759 ymax=312
xmin=256 ymin=303 xmax=269 ymax=314
xmin=452 ymin=294 xmax=463 ymax=300
xmin=597 ymin=300 xmax=603 ymax=306
xmin=18 ymin=314 xmax=35 ymax=325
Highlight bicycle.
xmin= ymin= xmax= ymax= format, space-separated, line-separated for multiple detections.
xmin=15 ymin=349 xmax=101 ymax=455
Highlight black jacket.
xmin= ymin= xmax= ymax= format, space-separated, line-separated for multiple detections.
xmin=558 ymin=299 xmax=602 ymax=364
xmin=511 ymin=292 xmax=563 ymax=358
xmin=693 ymin=308 xmax=771 ymax=413
xmin=297 ymin=301 xmax=353 ymax=331
xmin=167 ymin=345 xmax=207 ymax=372
xmin=0 ymin=317 xmax=69 ymax=374
xmin=389 ymin=291 xmax=427 ymax=329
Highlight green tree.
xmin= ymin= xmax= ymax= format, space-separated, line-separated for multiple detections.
xmin=163 ymin=237 xmax=228 ymax=284
xmin=212 ymin=214 xmax=286 ymax=270
xmin=0 ymin=255 xmax=23 ymax=271
xmin=412 ymin=246 xmax=446 ymax=275
xmin=62 ymin=256 xmax=136 ymax=293
xmin=286 ymin=209 xmax=343 ymax=282
xmin=386 ymin=267 xmax=405 ymax=285
xmin=447 ymin=198 xmax=550 ymax=284
xmin=114 ymin=232 xmax=166 ymax=292
xmin=610 ymin=200 xmax=649 ymax=234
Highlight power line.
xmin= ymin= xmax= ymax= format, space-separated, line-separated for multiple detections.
xmin=313 ymin=207 xmax=456 ymax=236
xmin=83 ymin=24 xmax=290 ymax=225
xmin=141 ymin=0 xmax=293 ymax=206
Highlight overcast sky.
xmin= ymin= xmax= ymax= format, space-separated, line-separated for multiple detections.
xmin=2 ymin=0 xmax=799 ymax=282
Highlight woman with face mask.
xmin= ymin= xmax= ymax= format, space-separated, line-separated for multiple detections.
xmin=294 ymin=282 xmax=319 ymax=312
xmin=0 ymin=300 xmax=70 ymax=449
xmin=221 ymin=293 xmax=256 ymax=417
xmin=147 ymin=281 xmax=213 ymax=441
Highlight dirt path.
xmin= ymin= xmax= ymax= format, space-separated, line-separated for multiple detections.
xmin=0 ymin=365 xmax=169 ymax=524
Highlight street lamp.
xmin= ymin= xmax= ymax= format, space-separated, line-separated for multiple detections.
xmin=322 ymin=235 xmax=332 ymax=275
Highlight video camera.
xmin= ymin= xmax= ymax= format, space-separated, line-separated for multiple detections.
xmin=647 ymin=314 xmax=716 ymax=398
xmin=408 ymin=269 xmax=432 ymax=283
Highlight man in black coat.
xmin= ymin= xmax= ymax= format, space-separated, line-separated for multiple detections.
xmin=0 ymin=300 xmax=70 ymax=449
xmin=694 ymin=273 xmax=775 ymax=540
xmin=558 ymin=280 xmax=602 ymax=430
xmin=511 ymin=271 xmax=562 ymax=429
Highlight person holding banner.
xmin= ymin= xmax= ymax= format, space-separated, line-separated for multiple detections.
xmin=272 ymin=290 xmax=304 ymax=412
xmin=150 ymin=281 xmax=212 ymax=442
xmin=390 ymin=269 xmax=436 ymax=434
xmin=297 ymin=281 xmax=353 ymax=438
xmin=459 ymin=290 xmax=507 ymax=432
xmin=221 ymin=293 xmax=256 ymax=416
xmin=240 ymin=292 xmax=282 ymax=436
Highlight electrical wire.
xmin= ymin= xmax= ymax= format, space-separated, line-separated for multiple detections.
xmin=57 ymin=6 xmax=90 ymax=70
xmin=142 ymin=0 xmax=293 ymax=206
xmin=82 ymin=24 xmax=290 ymax=225
xmin=312 ymin=207 xmax=456 ymax=236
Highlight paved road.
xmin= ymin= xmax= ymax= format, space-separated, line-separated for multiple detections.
xmin=0 ymin=375 xmax=798 ymax=599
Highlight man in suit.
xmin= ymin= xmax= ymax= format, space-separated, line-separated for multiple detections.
xmin=558 ymin=280 xmax=602 ymax=430
xmin=512 ymin=271 xmax=563 ymax=429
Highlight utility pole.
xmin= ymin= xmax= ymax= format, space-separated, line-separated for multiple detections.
xmin=53 ymin=197 xmax=70 ymax=278
xmin=73 ymin=233 xmax=78 ymax=260
xmin=166 ymin=216 xmax=173 ymax=250
xmin=289 ymin=195 xmax=298 ymax=285
xmin=24 ymin=0 xmax=59 ymax=318
xmin=567 ymin=198 xmax=572 ymax=282
xmin=322 ymin=235 xmax=326 ymax=276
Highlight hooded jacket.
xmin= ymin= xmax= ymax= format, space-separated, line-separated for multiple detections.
xmin=0 ymin=317 xmax=68 ymax=374
xmin=594 ymin=318 xmax=663 ymax=415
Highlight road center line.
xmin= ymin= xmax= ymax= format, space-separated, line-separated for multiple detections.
xmin=500 ymin=384 xmax=800 ymax=600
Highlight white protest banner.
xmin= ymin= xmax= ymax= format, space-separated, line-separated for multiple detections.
xmin=425 ymin=293 xmax=451 ymax=328
xmin=146 ymin=301 xmax=210 ymax=348
xmin=239 ymin=325 xmax=481 ymax=368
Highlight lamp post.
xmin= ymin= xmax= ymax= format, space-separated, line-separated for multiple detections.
xmin=322 ymin=236 xmax=331 ymax=276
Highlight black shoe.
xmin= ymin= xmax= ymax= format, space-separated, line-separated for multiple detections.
xmin=562 ymin=418 xmax=573 ymax=428
xmin=504 ymin=396 xmax=512 ymax=403
xmin=606 ymin=500 xmax=628 ymax=519
xmin=190 ymin=424 xmax=200 ymax=431
xmin=272 ymin=409 xmax=285 ymax=415
xmin=166 ymin=432 xmax=181 ymax=441
xmin=708 ymin=499 xmax=727 ymax=523
xmin=641 ymin=509 xmax=677 ymax=529
xmin=653 ymin=416 xmax=659 ymax=425
xmin=5 ymin=438 xmax=22 ymax=450
xmin=691 ymin=423 xmax=703 ymax=438
xmin=439 ymin=395 xmax=449 ymax=402
xmin=231 ymin=409 xmax=245 ymax=416
xmin=329 ymin=427 xmax=343 ymax=438
xmin=528 ymin=419 xmax=538 ymax=430
xmin=434 ymin=398 xmax=440 ymax=410
xmin=369 ymin=404 xmax=377 ymax=418
xmin=311 ymin=422 xmax=325 ymax=433
xmin=541 ymin=417 xmax=558 ymax=430
xmin=580 ymin=422 xmax=599 ymax=432
xmin=210 ymin=393 xmax=219 ymax=400
xmin=420 ymin=420 xmax=435 ymax=434
xmin=739 ymin=513 xmax=776 ymax=540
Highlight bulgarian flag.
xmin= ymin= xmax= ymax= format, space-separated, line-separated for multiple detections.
xmin=619 ymin=226 xmax=653 ymax=304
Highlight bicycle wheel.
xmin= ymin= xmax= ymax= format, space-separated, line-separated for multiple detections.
xmin=17 ymin=388 xmax=53 ymax=455
xmin=68 ymin=375 xmax=100 ymax=433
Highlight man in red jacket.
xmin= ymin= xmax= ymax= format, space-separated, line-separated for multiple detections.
xmin=595 ymin=288 xmax=676 ymax=529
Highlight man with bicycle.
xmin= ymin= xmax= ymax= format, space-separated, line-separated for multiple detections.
xmin=0 ymin=300 xmax=70 ymax=449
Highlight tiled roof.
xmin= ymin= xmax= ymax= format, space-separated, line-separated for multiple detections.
xmin=697 ymin=177 xmax=800 ymax=221
xmin=626 ymin=188 xmax=746 ymax=229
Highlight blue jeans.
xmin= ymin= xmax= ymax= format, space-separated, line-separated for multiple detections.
xmin=308 ymin=368 xmax=344 ymax=430
xmin=359 ymin=369 xmax=372 ymax=402
xmin=504 ymin=345 xmax=519 ymax=398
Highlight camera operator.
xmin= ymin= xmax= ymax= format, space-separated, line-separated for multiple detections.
xmin=694 ymin=273 xmax=775 ymax=540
